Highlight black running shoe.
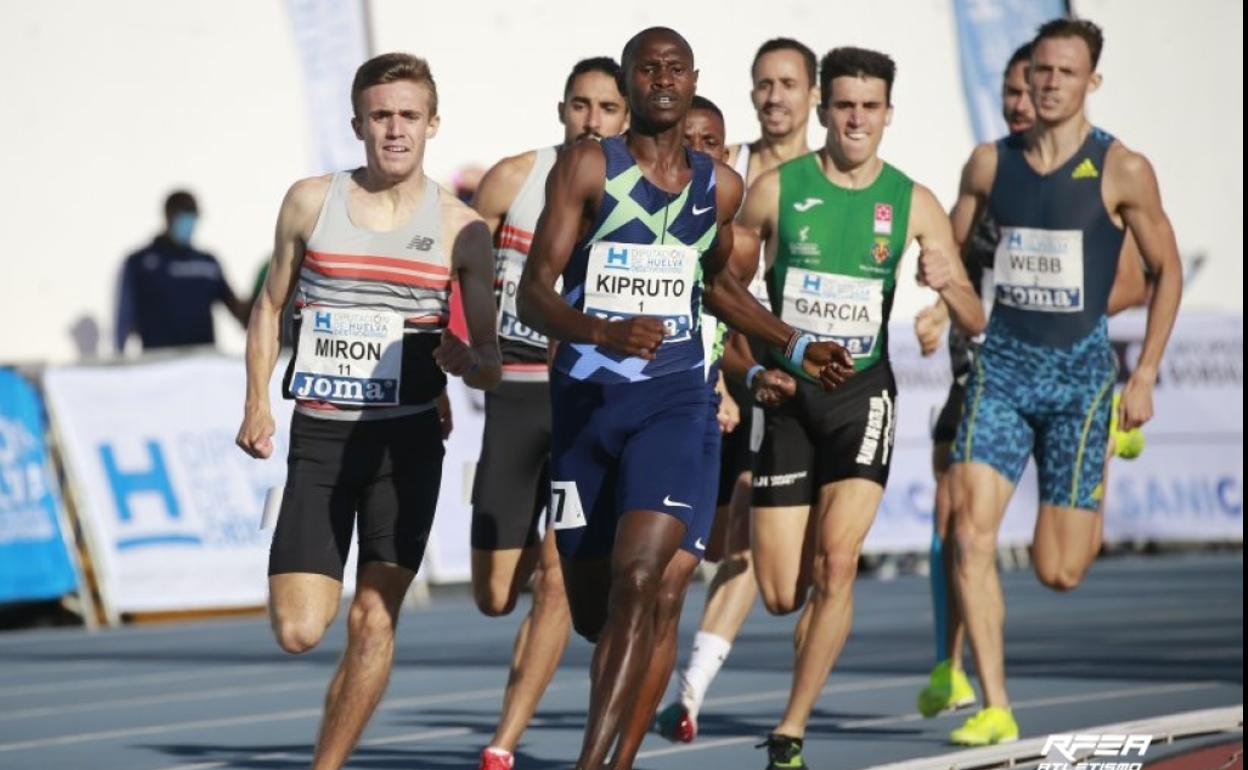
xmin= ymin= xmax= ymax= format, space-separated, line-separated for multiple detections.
xmin=757 ymin=732 xmax=808 ymax=770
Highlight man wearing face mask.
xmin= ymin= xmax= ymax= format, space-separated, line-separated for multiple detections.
xmin=115 ymin=190 xmax=249 ymax=352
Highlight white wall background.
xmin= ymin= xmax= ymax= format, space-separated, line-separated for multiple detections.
xmin=1 ymin=0 xmax=1241 ymax=365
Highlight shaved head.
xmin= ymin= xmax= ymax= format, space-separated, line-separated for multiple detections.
xmin=622 ymin=26 xmax=694 ymax=71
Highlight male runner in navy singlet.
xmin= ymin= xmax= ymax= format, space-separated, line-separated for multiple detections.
xmin=517 ymin=27 xmax=853 ymax=770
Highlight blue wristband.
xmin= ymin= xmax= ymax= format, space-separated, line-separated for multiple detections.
xmin=745 ymin=364 xmax=765 ymax=390
xmin=788 ymin=334 xmax=813 ymax=368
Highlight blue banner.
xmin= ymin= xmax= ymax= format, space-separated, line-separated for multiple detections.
xmin=953 ymin=0 xmax=1066 ymax=142
xmin=0 ymin=369 xmax=78 ymax=603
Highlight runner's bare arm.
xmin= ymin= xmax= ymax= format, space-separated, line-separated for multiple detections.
xmin=1106 ymin=228 xmax=1150 ymax=315
xmin=738 ymin=168 xmax=780 ymax=272
xmin=471 ymin=151 xmax=536 ymax=237
xmin=517 ymin=141 xmax=664 ymax=358
xmin=236 ymin=176 xmax=327 ymax=458
xmin=729 ymin=165 xmax=854 ymax=387
xmin=718 ymin=224 xmax=761 ymax=382
xmin=949 ymin=142 xmax=997 ymax=252
xmin=1106 ymin=145 xmax=1183 ymax=429
xmin=919 ymin=143 xmax=996 ymax=346
xmin=912 ymin=184 xmax=986 ymax=336
xmin=442 ymin=202 xmax=502 ymax=391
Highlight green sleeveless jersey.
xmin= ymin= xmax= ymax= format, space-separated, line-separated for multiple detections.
xmin=769 ymin=154 xmax=913 ymax=378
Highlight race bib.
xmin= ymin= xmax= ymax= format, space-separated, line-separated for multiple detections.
xmin=291 ymin=307 xmax=404 ymax=405
xmin=496 ymin=250 xmax=552 ymax=348
xmin=994 ymin=227 xmax=1084 ymax=313
xmin=584 ymin=241 xmax=697 ymax=343
xmin=780 ymin=268 xmax=884 ymax=359
xmin=550 ymin=480 xmax=587 ymax=530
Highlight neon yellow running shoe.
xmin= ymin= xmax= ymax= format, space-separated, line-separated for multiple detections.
xmin=1110 ymin=391 xmax=1146 ymax=459
xmin=949 ymin=706 xmax=1019 ymax=746
xmin=918 ymin=659 xmax=977 ymax=717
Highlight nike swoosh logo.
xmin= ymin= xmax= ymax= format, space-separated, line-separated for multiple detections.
xmin=692 ymin=204 xmax=713 ymax=216
xmin=663 ymin=495 xmax=693 ymax=509
xmin=695 ymin=538 xmax=706 ymax=550
xmin=793 ymin=198 xmax=824 ymax=212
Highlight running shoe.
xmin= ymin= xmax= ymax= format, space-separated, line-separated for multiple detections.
xmin=917 ymin=659 xmax=977 ymax=717
xmin=656 ymin=701 xmax=697 ymax=743
xmin=478 ymin=747 xmax=514 ymax=770
xmin=949 ymin=706 xmax=1019 ymax=746
xmin=757 ymin=732 xmax=808 ymax=770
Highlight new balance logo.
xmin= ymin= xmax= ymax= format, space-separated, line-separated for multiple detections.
xmin=1072 ymin=158 xmax=1099 ymax=179
xmin=793 ymin=198 xmax=824 ymax=212
xmin=406 ymin=235 xmax=435 ymax=251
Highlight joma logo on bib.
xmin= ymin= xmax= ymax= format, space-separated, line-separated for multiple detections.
xmin=291 ymin=374 xmax=396 ymax=403
xmin=995 ymin=227 xmax=1084 ymax=313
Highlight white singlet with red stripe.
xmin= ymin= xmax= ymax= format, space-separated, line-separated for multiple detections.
xmin=495 ymin=146 xmax=557 ymax=380
xmin=290 ymin=170 xmax=450 ymax=420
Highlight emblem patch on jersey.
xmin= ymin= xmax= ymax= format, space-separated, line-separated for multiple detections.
xmin=1071 ymin=158 xmax=1099 ymax=179
xmin=790 ymin=225 xmax=820 ymax=258
xmin=793 ymin=197 xmax=824 ymax=212
xmin=873 ymin=203 xmax=893 ymax=235
xmin=871 ymin=237 xmax=891 ymax=264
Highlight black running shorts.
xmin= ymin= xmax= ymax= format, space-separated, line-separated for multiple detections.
xmin=931 ymin=381 xmax=967 ymax=445
xmin=470 ymin=379 xmax=552 ymax=550
xmin=716 ymin=376 xmax=756 ymax=505
xmin=269 ymin=409 xmax=443 ymax=580
xmin=752 ymin=361 xmax=898 ymax=507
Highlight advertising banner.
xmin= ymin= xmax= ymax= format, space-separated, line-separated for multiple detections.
xmin=0 ymin=369 xmax=79 ymax=604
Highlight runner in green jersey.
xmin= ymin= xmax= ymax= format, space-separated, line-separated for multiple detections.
xmin=738 ymin=47 xmax=986 ymax=770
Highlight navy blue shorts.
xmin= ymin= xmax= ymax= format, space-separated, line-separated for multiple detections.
xmin=549 ymin=368 xmax=711 ymax=560
xmin=679 ymin=395 xmax=723 ymax=558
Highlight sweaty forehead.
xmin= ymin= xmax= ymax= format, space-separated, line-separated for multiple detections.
xmin=627 ymin=30 xmax=693 ymax=66
xmin=569 ymin=71 xmax=624 ymax=101
xmin=360 ymin=80 xmax=432 ymax=111
xmin=829 ymin=75 xmax=887 ymax=101
xmin=687 ymin=110 xmax=724 ymax=138
xmin=1034 ymin=36 xmax=1092 ymax=68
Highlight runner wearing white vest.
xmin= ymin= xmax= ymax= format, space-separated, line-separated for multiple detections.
xmin=235 ymin=53 xmax=501 ymax=770
xmin=469 ymin=57 xmax=627 ymax=770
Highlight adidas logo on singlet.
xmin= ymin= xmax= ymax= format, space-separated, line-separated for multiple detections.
xmin=1072 ymin=158 xmax=1099 ymax=179
xmin=406 ymin=234 xmax=434 ymax=251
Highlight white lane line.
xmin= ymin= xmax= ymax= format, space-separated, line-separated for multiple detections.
xmin=0 ymin=680 xmax=581 ymax=754
xmin=154 ymin=727 xmax=476 ymax=770
xmin=0 ymin=680 xmax=322 ymax=722
xmin=635 ymin=680 xmax=1223 ymax=759
xmin=0 ymin=663 xmax=289 ymax=698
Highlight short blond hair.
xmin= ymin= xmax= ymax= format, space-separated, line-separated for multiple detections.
xmin=351 ymin=52 xmax=438 ymax=117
